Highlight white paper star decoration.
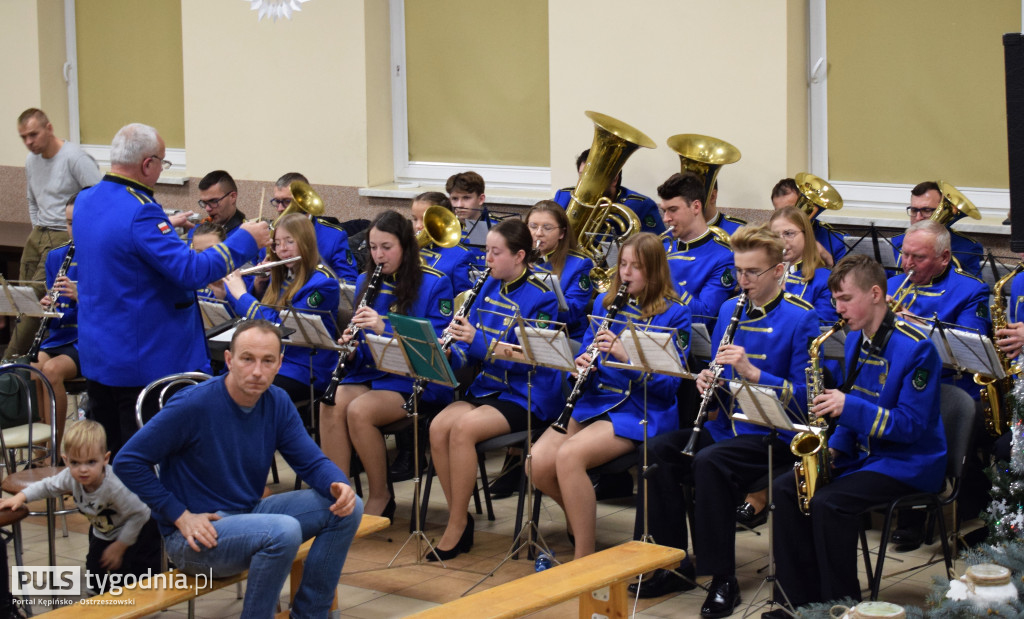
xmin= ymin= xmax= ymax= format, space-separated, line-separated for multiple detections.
xmin=246 ymin=0 xmax=311 ymax=22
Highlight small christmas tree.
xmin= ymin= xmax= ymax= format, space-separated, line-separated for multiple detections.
xmin=983 ymin=378 xmax=1024 ymax=544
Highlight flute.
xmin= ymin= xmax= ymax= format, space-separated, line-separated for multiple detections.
xmin=238 ymin=256 xmax=301 ymax=276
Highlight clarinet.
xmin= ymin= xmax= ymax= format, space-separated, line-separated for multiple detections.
xmin=402 ymin=267 xmax=492 ymax=413
xmin=550 ymin=283 xmax=630 ymax=434
xmin=681 ymin=291 xmax=748 ymax=456
xmin=27 ymin=243 xmax=75 ymax=363
xmin=320 ymin=265 xmax=384 ymax=406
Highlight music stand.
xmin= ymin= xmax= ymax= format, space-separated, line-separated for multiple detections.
xmin=725 ymin=380 xmax=810 ymax=619
xmin=279 ymin=305 xmax=343 ymax=443
xmin=380 ymin=313 xmax=458 ymax=568
xmin=533 ymin=272 xmax=569 ymax=313
xmin=465 ymin=310 xmax=574 ymax=595
xmin=844 ymin=223 xmax=899 ymax=269
xmin=0 ymin=276 xmax=58 ymax=358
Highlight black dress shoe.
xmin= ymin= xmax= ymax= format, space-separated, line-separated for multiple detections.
xmin=426 ymin=513 xmax=474 ymax=562
xmin=389 ymin=449 xmax=425 ymax=482
xmin=594 ymin=470 xmax=634 ymax=500
xmin=761 ymin=609 xmax=790 ymax=619
xmin=891 ymin=526 xmax=923 ymax=552
xmin=701 ymin=576 xmax=741 ymax=618
xmin=736 ymin=502 xmax=767 ymax=529
xmin=628 ymin=565 xmax=696 ymax=598
xmin=489 ymin=459 xmax=523 ymax=499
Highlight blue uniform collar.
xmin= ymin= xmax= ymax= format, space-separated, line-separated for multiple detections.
xmin=919 ymin=262 xmax=953 ymax=287
xmin=501 ymin=267 xmax=531 ymax=294
xmin=104 ymin=173 xmax=154 ymax=197
xmin=746 ymin=289 xmax=783 ymax=319
xmin=670 ymin=228 xmax=715 ymax=253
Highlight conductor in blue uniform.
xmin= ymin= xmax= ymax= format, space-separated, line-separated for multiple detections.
xmin=765 ymin=255 xmax=945 ymax=615
xmin=73 ymin=123 xmax=270 ymax=454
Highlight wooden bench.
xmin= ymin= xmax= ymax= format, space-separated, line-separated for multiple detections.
xmin=43 ymin=514 xmax=390 ymax=618
xmin=409 ymin=541 xmax=687 ymax=619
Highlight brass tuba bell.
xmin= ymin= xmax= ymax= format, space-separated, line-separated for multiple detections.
xmin=793 ymin=173 xmax=843 ymax=221
xmin=565 ymin=111 xmax=653 ymax=292
xmin=416 ymin=205 xmax=462 ymax=249
xmin=930 ymin=181 xmax=981 ymax=227
xmin=273 ymin=180 xmax=327 ymax=228
xmin=666 ymin=134 xmax=741 ymax=209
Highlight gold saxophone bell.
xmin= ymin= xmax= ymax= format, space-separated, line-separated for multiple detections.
xmin=566 ymin=111 xmax=652 ymax=288
xmin=272 ymin=180 xmax=327 ymax=228
xmin=930 ymin=181 xmax=982 ymax=227
xmin=416 ymin=205 xmax=462 ymax=249
xmin=793 ymin=173 xmax=843 ymax=221
xmin=666 ymin=134 xmax=741 ymax=208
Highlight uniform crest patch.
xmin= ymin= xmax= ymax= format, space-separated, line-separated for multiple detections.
xmin=307 ymin=291 xmax=323 ymax=308
xmin=912 ymin=367 xmax=929 ymax=391
xmin=579 ymin=274 xmax=592 ymax=291
xmin=677 ymin=330 xmax=689 ymax=351
xmin=440 ymin=299 xmax=453 ymax=317
xmin=977 ymin=302 xmax=988 ymax=319
xmin=644 ymin=215 xmax=657 ymax=229
xmin=157 ymin=221 xmax=171 ymax=234
xmin=721 ymin=268 xmax=735 ymax=287
xmin=537 ymin=311 xmax=551 ymax=328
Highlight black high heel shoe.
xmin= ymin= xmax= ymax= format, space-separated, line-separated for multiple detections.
xmin=380 ymin=497 xmax=397 ymax=523
xmin=427 ymin=513 xmax=475 ymax=562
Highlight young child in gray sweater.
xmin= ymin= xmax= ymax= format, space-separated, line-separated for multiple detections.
xmin=0 ymin=420 xmax=160 ymax=592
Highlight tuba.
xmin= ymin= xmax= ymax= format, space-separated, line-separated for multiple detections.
xmin=793 ymin=173 xmax=843 ymax=221
xmin=417 ymin=205 xmax=461 ymax=250
xmin=930 ymin=181 xmax=982 ymax=227
xmin=974 ymin=262 xmax=1024 ymax=436
xmin=791 ymin=319 xmax=845 ymax=514
xmin=565 ymin=111 xmax=653 ymax=292
xmin=666 ymin=134 xmax=741 ymax=209
xmin=273 ymin=180 xmax=326 ymax=228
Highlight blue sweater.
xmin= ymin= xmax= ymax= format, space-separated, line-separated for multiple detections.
xmin=114 ymin=377 xmax=347 ymax=536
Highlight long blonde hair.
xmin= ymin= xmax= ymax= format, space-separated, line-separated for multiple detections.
xmin=262 ymin=213 xmax=323 ymax=307
xmin=606 ymin=233 xmax=677 ymax=318
xmin=768 ymin=206 xmax=822 ymax=279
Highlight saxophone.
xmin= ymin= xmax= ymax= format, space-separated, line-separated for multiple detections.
xmin=790 ymin=318 xmax=845 ymax=515
xmin=975 ymin=262 xmax=1024 ymax=436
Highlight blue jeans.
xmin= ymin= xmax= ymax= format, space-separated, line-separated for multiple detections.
xmin=164 ymin=489 xmax=364 ymax=618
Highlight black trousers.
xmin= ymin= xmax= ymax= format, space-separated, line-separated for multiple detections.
xmin=86 ymin=518 xmax=163 ymax=593
xmin=692 ymin=434 xmax=795 ymax=576
xmin=633 ymin=428 xmax=713 ymax=551
xmin=771 ymin=470 xmax=916 ymax=606
xmin=87 ymin=382 xmax=147 ymax=458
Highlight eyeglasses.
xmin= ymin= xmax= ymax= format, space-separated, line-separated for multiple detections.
xmin=906 ymin=206 xmax=937 ymax=217
xmin=734 ymin=264 xmax=780 ymax=280
xmin=528 ymin=223 xmax=560 ymax=233
xmin=198 ymin=192 xmax=233 ymax=209
xmin=146 ymin=155 xmax=172 ymax=170
xmin=270 ymin=197 xmax=292 ymax=208
xmin=778 ymin=230 xmax=802 ymax=240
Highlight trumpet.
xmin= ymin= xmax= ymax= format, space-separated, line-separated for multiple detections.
xmin=238 ymin=256 xmax=302 ymax=276
xmin=551 ymin=283 xmax=630 ymax=433
xmin=320 ymin=265 xmax=384 ymax=406
xmin=888 ymin=270 xmax=916 ymax=313
xmin=682 ymin=291 xmax=748 ymax=456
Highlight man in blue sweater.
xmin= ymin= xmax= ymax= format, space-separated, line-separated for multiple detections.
xmin=115 ymin=320 xmax=362 ymax=618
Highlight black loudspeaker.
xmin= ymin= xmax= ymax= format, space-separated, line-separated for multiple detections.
xmin=1004 ymin=33 xmax=1024 ymax=252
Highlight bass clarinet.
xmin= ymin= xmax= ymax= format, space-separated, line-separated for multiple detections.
xmin=681 ymin=291 xmax=748 ymax=456
xmin=27 ymin=243 xmax=75 ymax=363
xmin=551 ymin=283 xmax=630 ymax=434
xmin=402 ymin=267 xmax=492 ymax=413
xmin=320 ymin=264 xmax=384 ymax=406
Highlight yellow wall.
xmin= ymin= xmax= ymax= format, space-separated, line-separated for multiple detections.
xmin=828 ymin=0 xmax=1018 ymax=188
xmin=1 ymin=1 xmax=43 ymax=167
xmin=37 ymin=0 xmax=69 ymax=141
xmin=549 ymin=0 xmax=800 ymax=210
xmin=180 ymin=0 xmax=386 ymax=188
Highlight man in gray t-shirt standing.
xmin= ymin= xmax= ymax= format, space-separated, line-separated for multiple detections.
xmin=9 ymin=108 xmax=101 ymax=358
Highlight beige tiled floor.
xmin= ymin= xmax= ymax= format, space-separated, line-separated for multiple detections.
xmin=12 ymin=449 xmax=963 ymax=618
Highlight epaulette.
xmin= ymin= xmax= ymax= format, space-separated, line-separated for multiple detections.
xmin=723 ymin=214 xmax=747 ymax=225
xmin=709 ymin=226 xmax=732 ymax=247
xmin=126 ymin=186 xmax=155 ymax=205
xmin=950 ymin=229 xmax=980 ymax=244
xmin=782 ymin=292 xmax=813 ymax=311
xmin=666 ymin=295 xmax=686 ymax=308
xmin=526 ymin=273 xmax=550 ymax=292
xmin=422 ymin=265 xmax=445 ymax=278
xmin=894 ymin=320 xmax=927 ymax=342
xmin=53 ymin=240 xmax=73 ymax=251
xmin=951 ymin=266 xmax=985 ymax=284
xmin=315 ymin=264 xmax=338 ymax=279
xmin=314 ymin=216 xmax=345 ymax=231
xmin=817 ymin=221 xmax=841 ymax=233
xmin=567 ymin=249 xmax=590 ymax=259
xmin=620 ymin=192 xmax=646 ymax=203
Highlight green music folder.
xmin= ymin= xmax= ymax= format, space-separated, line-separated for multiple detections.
xmin=388 ymin=313 xmax=458 ymax=388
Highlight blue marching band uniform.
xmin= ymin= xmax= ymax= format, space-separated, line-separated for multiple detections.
xmin=533 ymin=250 xmax=595 ymax=341
xmin=449 ymin=269 xmax=562 ymax=421
xmin=341 ymin=267 xmax=455 ymax=407
xmin=421 ymin=241 xmax=476 ymax=295
xmin=890 ymin=229 xmax=985 ymax=279
xmin=553 ymin=186 xmax=667 ymax=235
xmin=227 ymin=266 xmax=341 ymax=395
xmin=311 ymin=216 xmax=359 ymax=285
xmin=707 ymin=212 xmax=746 ymax=236
xmin=771 ymin=315 xmax=945 ymax=606
xmin=569 ymin=293 xmax=691 ymax=440
xmin=782 ymin=261 xmax=838 ymax=324
xmin=39 ymin=241 xmax=79 ymax=353
xmin=665 ymin=229 xmax=736 ymax=324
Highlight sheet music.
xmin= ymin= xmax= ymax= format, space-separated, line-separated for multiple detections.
xmin=534 ymin=272 xmax=568 ymax=312
xmin=0 ymin=284 xmax=57 ymax=318
xmin=199 ymin=300 xmax=233 ymax=330
xmin=210 ymin=326 xmax=237 ymax=343
xmin=280 ymin=311 xmax=342 ymax=350
xmin=932 ymin=328 xmax=1004 ymax=378
xmin=616 ymin=329 xmax=687 ymax=376
xmin=339 ymin=283 xmax=356 ymax=312
xmin=820 ymin=325 xmax=846 ymax=360
xmin=513 ymin=326 xmax=575 ymax=372
xmin=691 ymin=323 xmax=712 ymax=360
xmin=364 ymin=332 xmax=412 ymax=376
xmin=729 ymin=381 xmax=807 ymax=432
